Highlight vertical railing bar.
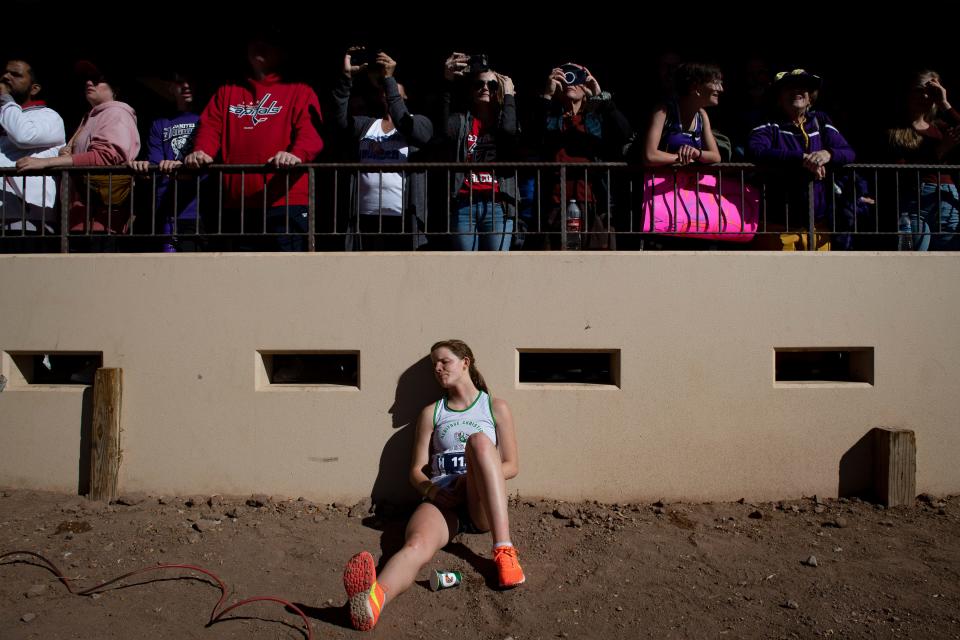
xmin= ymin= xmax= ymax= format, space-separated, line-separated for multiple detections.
xmin=106 ymin=171 xmax=113 ymax=239
xmin=60 ymin=170 xmax=70 ymax=252
xmin=262 ymin=172 xmax=268 ymax=240
xmin=85 ymin=171 xmax=92 ymax=237
xmin=217 ymin=169 xmax=223 ymax=237
xmin=152 ymin=169 xmax=159 ymax=241
xmin=739 ymin=168 xmax=746 ymax=234
xmin=915 ymin=169 xmax=922 ymax=246
xmin=559 ymin=165 xmax=567 ymax=249
xmin=308 ymin=166 xmax=316 ymax=252
xmin=332 ymin=167 xmax=339 ymax=238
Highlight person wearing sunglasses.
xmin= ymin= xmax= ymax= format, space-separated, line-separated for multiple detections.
xmin=440 ymin=52 xmax=518 ymax=251
xmin=747 ymin=69 xmax=856 ymax=250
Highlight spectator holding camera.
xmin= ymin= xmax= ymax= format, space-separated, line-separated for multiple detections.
xmin=439 ymin=52 xmax=518 ymax=251
xmin=332 ymin=48 xmax=433 ymax=250
xmin=887 ymin=70 xmax=960 ymax=251
xmin=641 ymin=63 xmax=723 ymax=166
xmin=534 ymin=62 xmax=632 ymax=249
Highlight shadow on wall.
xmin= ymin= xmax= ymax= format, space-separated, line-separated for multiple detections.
xmin=370 ymin=356 xmax=440 ymax=508
xmin=78 ymin=386 xmax=94 ymax=496
xmin=838 ymin=430 xmax=875 ymax=501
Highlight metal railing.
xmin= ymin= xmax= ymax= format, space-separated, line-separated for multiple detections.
xmin=2 ymin=163 xmax=958 ymax=252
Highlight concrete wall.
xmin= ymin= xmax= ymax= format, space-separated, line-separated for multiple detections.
xmin=1 ymin=252 xmax=958 ymax=504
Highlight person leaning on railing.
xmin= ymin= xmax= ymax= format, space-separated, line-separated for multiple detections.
xmin=183 ymin=30 xmax=324 ymax=251
xmin=1 ymin=58 xmax=65 ymax=252
xmin=128 ymin=71 xmax=203 ymax=252
xmin=640 ymin=62 xmax=724 ymax=168
xmin=747 ymin=69 xmax=855 ymax=251
xmin=887 ymin=70 xmax=960 ymax=251
xmin=16 ymin=60 xmax=140 ymax=247
xmin=631 ymin=63 xmax=732 ymax=248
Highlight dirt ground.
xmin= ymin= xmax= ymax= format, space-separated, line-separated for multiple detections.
xmin=1 ymin=489 xmax=959 ymax=640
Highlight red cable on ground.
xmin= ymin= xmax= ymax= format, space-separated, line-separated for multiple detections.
xmin=0 ymin=550 xmax=314 ymax=639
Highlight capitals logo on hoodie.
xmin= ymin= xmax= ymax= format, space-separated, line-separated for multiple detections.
xmin=228 ymin=94 xmax=282 ymax=127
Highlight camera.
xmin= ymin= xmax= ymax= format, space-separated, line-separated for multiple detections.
xmin=468 ymin=54 xmax=490 ymax=74
xmin=560 ymin=64 xmax=587 ymax=86
xmin=350 ymin=47 xmax=381 ymax=67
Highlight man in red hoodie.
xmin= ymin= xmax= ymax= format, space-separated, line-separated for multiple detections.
xmin=185 ymin=32 xmax=323 ymax=251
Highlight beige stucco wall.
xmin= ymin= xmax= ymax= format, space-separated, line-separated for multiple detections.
xmin=1 ymin=252 xmax=958 ymax=503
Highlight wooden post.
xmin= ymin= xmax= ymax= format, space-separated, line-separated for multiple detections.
xmin=872 ymin=428 xmax=916 ymax=507
xmin=89 ymin=368 xmax=122 ymax=501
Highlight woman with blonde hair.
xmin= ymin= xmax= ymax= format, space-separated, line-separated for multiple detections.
xmin=888 ymin=69 xmax=960 ymax=250
xmin=342 ymin=339 xmax=524 ymax=631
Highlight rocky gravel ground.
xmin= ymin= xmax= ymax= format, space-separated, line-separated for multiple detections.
xmin=2 ymin=489 xmax=958 ymax=639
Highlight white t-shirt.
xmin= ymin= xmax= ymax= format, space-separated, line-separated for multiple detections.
xmin=0 ymin=97 xmax=65 ymax=211
xmin=357 ymin=119 xmax=408 ymax=216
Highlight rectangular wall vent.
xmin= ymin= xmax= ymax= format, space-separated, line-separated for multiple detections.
xmin=518 ymin=349 xmax=620 ymax=387
xmin=4 ymin=352 xmax=103 ymax=386
xmin=256 ymin=351 xmax=360 ymax=389
xmin=774 ymin=348 xmax=874 ymax=385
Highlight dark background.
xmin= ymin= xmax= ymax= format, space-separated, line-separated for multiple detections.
xmin=4 ymin=1 xmax=957 ymax=161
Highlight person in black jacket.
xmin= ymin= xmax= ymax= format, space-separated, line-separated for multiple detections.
xmin=439 ymin=52 xmax=519 ymax=251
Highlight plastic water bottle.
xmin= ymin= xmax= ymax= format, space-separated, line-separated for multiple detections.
xmin=897 ymin=213 xmax=913 ymax=251
xmin=566 ymin=199 xmax=582 ymax=251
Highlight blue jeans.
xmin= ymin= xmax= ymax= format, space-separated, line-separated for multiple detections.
xmin=899 ymin=183 xmax=960 ymax=251
xmin=452 ymin=200 xmax=512 ymax=251
xmin=205 ymin=205 xmax=309 ymax=251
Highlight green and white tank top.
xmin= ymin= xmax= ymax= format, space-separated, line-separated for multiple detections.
xmin=430 ymin=390 xmax=497 ymax=480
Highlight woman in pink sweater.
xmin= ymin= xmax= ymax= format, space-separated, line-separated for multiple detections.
xmin=17 ymin=61 xmax=140 ymax=235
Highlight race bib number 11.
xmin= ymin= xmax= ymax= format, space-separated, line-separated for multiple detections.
xmin=439 ymin=452 xmax=466 ymax=475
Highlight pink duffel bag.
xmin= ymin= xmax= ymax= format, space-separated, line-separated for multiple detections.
xmin=641 ymin=172 xmax=760 ymax=242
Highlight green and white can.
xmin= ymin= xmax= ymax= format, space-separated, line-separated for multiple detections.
xmin=430 ymin=569 xmax=463 ymax=591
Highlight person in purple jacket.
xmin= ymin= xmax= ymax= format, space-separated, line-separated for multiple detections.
xmin=129 ymin=72 xmax=202 ymax=251
xmin=747 ymin=69 xmax=855 ymax=250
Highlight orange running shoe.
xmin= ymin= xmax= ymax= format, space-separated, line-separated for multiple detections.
xmin=343 ymin=551 xmax=385 ymax=631
xmin=493 ymin=545 xmax=525 ymax=588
